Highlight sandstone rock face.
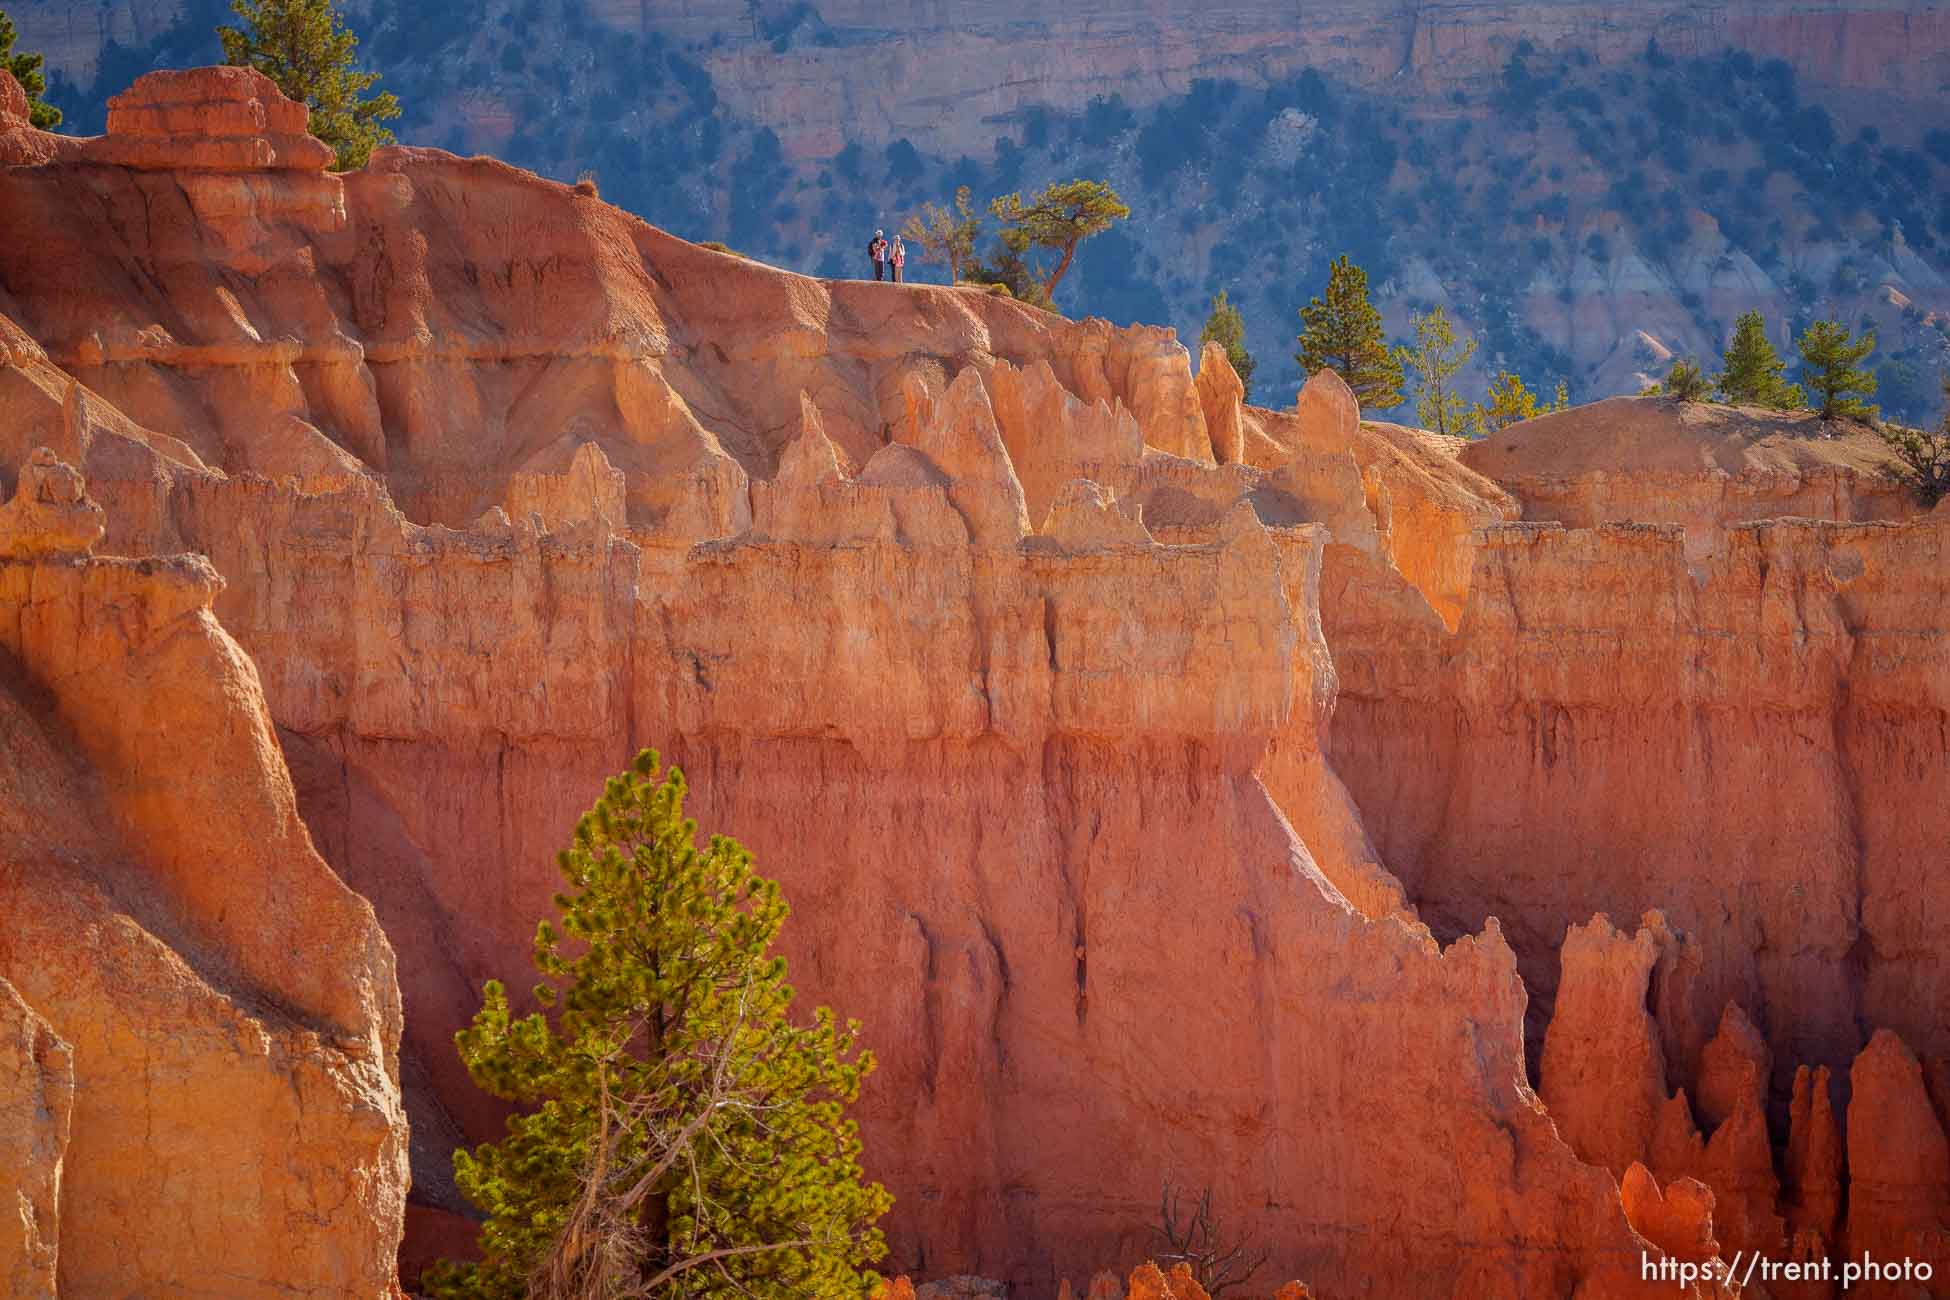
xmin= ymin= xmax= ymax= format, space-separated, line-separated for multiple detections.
xmin=1094 ymin=321 xmax=1212 ymax=465
xmin=1342 ymin=497 xmax=1948 ymax=1267
xmin=1291 ymin=368 xmax=1360 ymax=454
xmin=0 ymin=446 xmax=106 ymax=556
xmin=1458 ymin=397 xmax=1923 ymax=560
xmin=1255 ymin=401 xmax=1516 ymax=629
xmin=1040 ymin=477 xmax=1152 ymax=551
xmin=1059 ymin=1260 xmax=1319 ymax=1300
xmin=987 ymin=357 xmax=1145 ymax=530
xmin=0 ymin=85 xmax=1674 ymax=1295
xmin=0 ymin=978 xmax=71 ymax=1300
xmin=1194 ymin=342 xmax=1244 ymax=465
xmin=1785 ymin=1064 xmax=1845 ymax=1250
xmin=94 ymin=66 xmax=338 ymax=171
xmin=1330 ymin=512 xmax=1950 ymax=1097
xmin=204 ymin=437 xmax=1658 ymax=1293
xmin=0 ymin=67 xmax=25 ymax=123
xmin=1538 ymin=914 xmax=1790 ymax=1266
xmin=0 ymin=64 xmax=336 ymax=172
xmin=1695 ymin=1003 xmax=1770 ymax=1132
xmin=1619 ymin=1164 xmax=1718 ymax=1266
xmin=1127 ymin=1262 xmax=1186 ymax=1300
xmin=1541 ymin=915 xmax=1670 ymax=1177
xmin=505 ymin=438 xmax=628 ymax=531
xmin=2 ymin=65 xmax=1947 ymax=1298
xmin=0 ymin=70 xmax=59 ymax=166
xmin=1845 ymin=1031 xmax=1950 ymax=1298
xmin=897 ymin=367 xmax=1033 ymax=547
xmin=0 ymin=461 xmax=408 ymax=1293
xmin=1690 ymin=1086 xmax=1785 ymax=1262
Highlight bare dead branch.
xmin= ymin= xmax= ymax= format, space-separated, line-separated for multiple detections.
xmin=1152 ymin=1179 xmax=1269 ymax=1297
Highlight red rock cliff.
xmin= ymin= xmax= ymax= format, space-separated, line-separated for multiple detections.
xmin=0 ymin=446 xmax=408 ymax=1295
xmin=2 ymin=65 xmax=1945 ymax=1297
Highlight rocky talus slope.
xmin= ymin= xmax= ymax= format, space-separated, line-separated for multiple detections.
xmin=1 ymin=67 xmax=1946 ymax=1297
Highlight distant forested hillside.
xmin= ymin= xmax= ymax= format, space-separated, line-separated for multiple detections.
xmin=20 ymin=0 xmax=1950 ymax=419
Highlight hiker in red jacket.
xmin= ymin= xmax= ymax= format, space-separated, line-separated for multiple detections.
xmin=868 ymin=230 xmax=889 ymax=281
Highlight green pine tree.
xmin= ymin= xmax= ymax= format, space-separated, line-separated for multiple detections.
xmin=1394 ymin=306 xmax=1478 ymax=437
xmin=1663 ymin=358 xmax=1712 ymax=401
xmin=901 ymin=185 xmax=983 ymax=284
xmin=1296 ymin=255 xmax=1405 ymax=410
xmin=989 ymin=178 xmax=1129 ymax=302
xmin=425 ymin=750 xmax=891 ymax=1300
xmin=1478 ymin=370 xmax=1551 ymax=431
xmin=1 ymin=7 xmax=62 ymax=129
xmin=1716 ymin=310 xmax=1802 ymax=408
xmin=1198 ymin=290 xmax=1257 ymax=402
xmin=218 ymin=0 xmax=400 ymax=170
xmin=1796 ymin=320 xmax=1880 ymax=421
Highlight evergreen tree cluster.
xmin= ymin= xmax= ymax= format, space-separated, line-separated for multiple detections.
xmin=896 ymin=177 xmax=1130 ymax=308
xmin=1650 ymin=310 xmax=1883 ymax=424
xmin=1291 ymin=258 xmax=1567 ymax=435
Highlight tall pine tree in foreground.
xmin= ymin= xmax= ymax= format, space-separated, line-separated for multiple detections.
xmin=219 ymin=0 xmax=399 ymax=169
xmin=1 ymin=7 xmax=62 ymax=129
xmin=1717 ymin=310 xmax=1802 ymax=409
xmin=1796 ymin=320 xmax=1879 ymax=421
xmin=1296 ymin=255 xmax=1404 ymax=410
xmin=426 ymin=750 xmax=890 ymax=1300
xmin=1199 ymin=290 xmax=1257 ymax=401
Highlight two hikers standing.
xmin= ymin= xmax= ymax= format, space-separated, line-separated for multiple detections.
xmin=868 ymin=230 xmax=906 ymax=282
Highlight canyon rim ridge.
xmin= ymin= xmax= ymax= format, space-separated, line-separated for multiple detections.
xmin=14 ymin=0 xmax=1950 ymax=411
